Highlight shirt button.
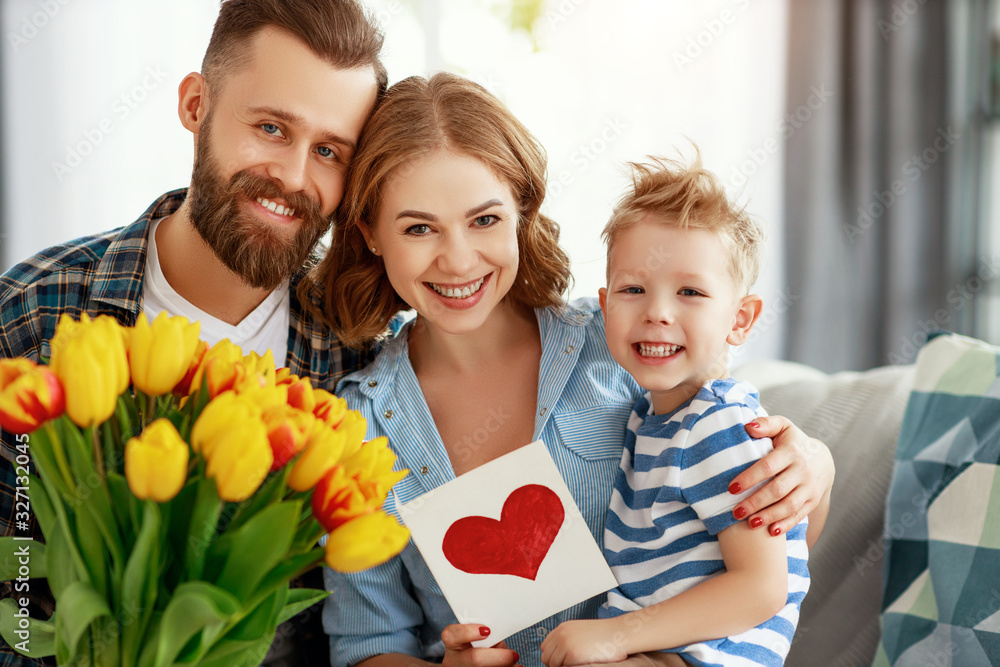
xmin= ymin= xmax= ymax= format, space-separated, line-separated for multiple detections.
xmin=564 ymin=345 xmax=575 ymax=354
xmin=384 ymin=409 xmax=394 ymax=419
xmin=420 ymin=465 xmax=429 ymax=475
xmin=539 ymin=407 xmax=547 ymax=416
xmin=368 ymin=380 xmax=378 ymax=387
xmin=536 ymin=626 xmax=547 ymax=637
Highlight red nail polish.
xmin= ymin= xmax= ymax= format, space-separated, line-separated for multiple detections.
xmin=750 ymin=517 xmax=763 ymax=528
xmin=513 ymin=652 xmax=520 ymax=663
xmin=728 ymin=481 xmax=742 ymax=494
xmin=733 ymin=506 xmax=747 ymax=519
xmin=771 ymin=526 xmax=782 ymax=536
xmin=480 ymin=626 xmax=491 ymax=637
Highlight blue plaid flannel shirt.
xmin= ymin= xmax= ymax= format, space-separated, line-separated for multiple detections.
xmin=0 ymin=189 xmax=378 ymax=665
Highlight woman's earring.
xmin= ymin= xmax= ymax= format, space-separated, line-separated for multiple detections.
xmin=371 ymin=246 xmax=378 ymax=254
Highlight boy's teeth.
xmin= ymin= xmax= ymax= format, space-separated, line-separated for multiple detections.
xmin=255 ymin=197 xmax=295 ymax=218
xmin=638 ymin=343 xmax=682 ymax=357
xmin=430 ymin=277 xmax=486 ymax=299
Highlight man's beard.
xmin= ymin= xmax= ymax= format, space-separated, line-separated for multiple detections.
xmin=186 ymin=115 xmax=331 ymax=290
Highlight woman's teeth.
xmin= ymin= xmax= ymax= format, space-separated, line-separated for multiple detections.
xmin=429 ymin=277 xmax=486 ymax=299
xmin=256 ymin=197 xmax=296 ymax=218
xmin=638 ymin=343 xmax=682 ymax=357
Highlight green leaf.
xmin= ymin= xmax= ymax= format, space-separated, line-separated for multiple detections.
xmin=107 ymin=472 xmax=138 ymax=550
xmin=244 ymin=547 xmax=325 ymax=614
xmin=44 ymin=522 xmax=79 ymax=600
xmin=0 ymin=538 xmax=46 ymax=580
xmin=276 ymin=587 xmax=329 ymax=625
xmin=73 ymin=498 xmax=109 ymax=600
xmin=214 ymin=501 xmax=299 ymax=604
xmin=225 ymin=466 xmax=289 ymax=533
xmin=53 ymin=581 xmax=111 ymax=665
xmin=183 ymin=476 xmax=222 ymax=581
xmin=121 ymin=501 xmax=161 ymax=667
xmin=151 ymin=581 xmax=240 ymax=667
xmin=223 ymin=586 xmax=285 ymax=643
xmin=0 ymin=598 xmax=55 ymax=658
xmin=26 ymin=474 xmax=56 ymax=542
xmin=186 ymin=634 xmax=274 ymax=667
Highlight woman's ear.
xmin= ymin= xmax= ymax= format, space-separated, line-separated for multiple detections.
xmin=727 ymin=294 xmax=763 ymax=346
xmin=178 ymin=72 xmax=209 ymax=135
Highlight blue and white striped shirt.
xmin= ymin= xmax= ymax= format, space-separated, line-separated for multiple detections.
xmin=601 ymin=380 xmax=810 ymax=666
xmin=323 ymin=298 xmax=644 ymax=667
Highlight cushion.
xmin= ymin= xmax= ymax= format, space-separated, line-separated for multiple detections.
xmin=734 ymin=359 xmax=915 ymax=666
xmin=873 ymin=333 xmax=1000 ymax=666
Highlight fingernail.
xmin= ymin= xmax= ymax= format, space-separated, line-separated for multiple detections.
xmin=750 ymin=517 xmax=763 ymax=528
xmin=771 ymin=526 xmax=782 ymax=536
xmin=480 ymin=626 xmax=491 ymax=637
xmin=728 ymin=481 xmax=742 ymax=494
xmin=733 ymin=506 xmax=747 ymax=519
xmin=749 ymin=422 xmax=760 ymax=429
xmin=513 ymin=652 xmax=520 ymax=662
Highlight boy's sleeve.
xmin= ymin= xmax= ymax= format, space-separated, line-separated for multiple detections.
xmin=679 ymin=402 xmax=773 ymax=536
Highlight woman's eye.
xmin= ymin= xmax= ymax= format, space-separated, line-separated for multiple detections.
xmin=473 ymin=214 xmax=499 ymax=227
xmin=261 ymin=123 xmax=283 ymax=137
xmin=405 ymin=224 xmax=431 ymax=236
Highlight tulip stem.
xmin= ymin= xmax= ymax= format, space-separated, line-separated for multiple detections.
xmin=87 ymin=425 xmax=106 ymax=481
xmin=146 ymin=392 xmax=155 ymax=427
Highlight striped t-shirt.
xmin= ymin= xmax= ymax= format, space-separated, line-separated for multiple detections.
xmin=600 ymin=379 xmax=810 ymax=666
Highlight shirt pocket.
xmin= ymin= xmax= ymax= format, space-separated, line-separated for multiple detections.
xmin=552 ymin=404 xmax=631 ymax=461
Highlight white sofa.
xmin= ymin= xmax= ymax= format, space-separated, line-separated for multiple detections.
xmin=733 ymin=359 xmax=917 ymax=667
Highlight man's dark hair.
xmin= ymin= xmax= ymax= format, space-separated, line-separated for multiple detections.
xmin=202 ymin=0 xmax=388 ymax=94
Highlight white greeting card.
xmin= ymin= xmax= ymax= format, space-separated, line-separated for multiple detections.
xmin=398 ymin=440 xmax=618 ymax=647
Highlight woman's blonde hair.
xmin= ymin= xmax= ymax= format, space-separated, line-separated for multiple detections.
xmin=302 ymin=72 xmax=571 ymax=348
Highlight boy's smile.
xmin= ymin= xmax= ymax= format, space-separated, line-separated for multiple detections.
xmin=600 ymin=217 xmax=758 ymax=415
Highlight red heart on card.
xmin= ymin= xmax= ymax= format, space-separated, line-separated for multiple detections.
xmin=442 ymin=484 xmax=565 ymax=581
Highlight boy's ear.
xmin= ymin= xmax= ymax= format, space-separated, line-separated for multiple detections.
xmin=598 ymin=287 xmax=608 ymax=318
xmin=178 ymin=72 xmax=209 ymax=136
xmin=727 ymin=294 xmax=763 ymax=346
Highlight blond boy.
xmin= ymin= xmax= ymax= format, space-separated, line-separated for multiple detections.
xmin=542 ymin=154 xmax=809 ymax=667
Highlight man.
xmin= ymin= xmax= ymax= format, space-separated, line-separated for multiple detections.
xmin=0 ymin=1 xmax=384 ymax=664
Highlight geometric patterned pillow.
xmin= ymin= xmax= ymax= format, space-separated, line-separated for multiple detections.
xmin=874 ymin=332 xmax=1000 ymax=666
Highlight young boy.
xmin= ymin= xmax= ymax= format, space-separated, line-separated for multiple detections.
xmin=541 ymin=154 xmax=810 ymax=667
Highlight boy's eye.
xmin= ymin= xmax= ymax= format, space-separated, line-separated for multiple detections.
xmin=679 ymin=288 xmax=701 ymax=297
xmin=405 ymin=224 xmax=431 ymax=236
xmin=623 ymin=286 xmax=644 ymax=295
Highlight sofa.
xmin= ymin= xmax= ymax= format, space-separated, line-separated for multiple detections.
xmin=734 ymin=331 xmax=1000 ymax=667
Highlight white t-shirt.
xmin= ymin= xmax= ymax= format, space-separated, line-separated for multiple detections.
xmin=142 ymin=217 xmax=291 ymax=364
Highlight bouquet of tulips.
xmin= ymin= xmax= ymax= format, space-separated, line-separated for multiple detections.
xmin=0 ymin=312 xmax=409 ymax=666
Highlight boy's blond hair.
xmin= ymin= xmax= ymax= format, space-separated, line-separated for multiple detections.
xmin=603 ymin=151 xmax=764 ymax=294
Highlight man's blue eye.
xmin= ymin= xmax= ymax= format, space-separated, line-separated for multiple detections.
xmin=317 ymin=146 xmax=336 ymax=159
xmin=261 ymin=124 xmax=280 ymax=135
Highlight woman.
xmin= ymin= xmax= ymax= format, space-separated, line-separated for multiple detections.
xmin=310 ymin=73 xmax=833 ymax=667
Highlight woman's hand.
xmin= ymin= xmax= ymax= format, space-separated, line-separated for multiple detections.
xmin=730 ymin=415 xmax=835 ymax=545
xmin=442 ymin=624 xmax=521 ymax=667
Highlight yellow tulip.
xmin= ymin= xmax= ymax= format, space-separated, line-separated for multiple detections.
xmin=334 ymin=410 xmax=368 ymax=460
xmin=128 ymin=312 xmax=201 ymax=396
xmin=188 ymin=340 xmax=246 ymax=398
xmin=0 ymin=358 xmax=65 ymax=434
xmin=49 ymin=313 xmax=129 ymax=427
xmin=324 ymin=511 xmax=410 ymax=573
xmin=262 ymin=404 xmax=315 ymax=471
xmin=311 ymin=465 xmax=384 ymax=532
xmin=339 ymin=436 xmax=408 ymax=490
xmin=312 ymin=389 xmax=347 ymax=428
xmin=287 ymin=420 xmax=351 ymax=492
xmin=276 ymin=372 xmax=316 ymax=413
xmin=172 ymin=340 xmax=208 ymax=396
xmin=190 ymin=391 xmax=272 ymax=501
xmin=125 ymin=418 xmax=189 ymax=502
xmin=242 ymin=350 xmax=277 ymax=388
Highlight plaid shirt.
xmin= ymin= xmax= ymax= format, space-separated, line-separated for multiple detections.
xmin=0 ymin=189 xmax=377 ymax=665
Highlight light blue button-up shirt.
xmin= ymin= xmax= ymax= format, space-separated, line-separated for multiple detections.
xmin=324 ymin=298 xmax=643 ymax=666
